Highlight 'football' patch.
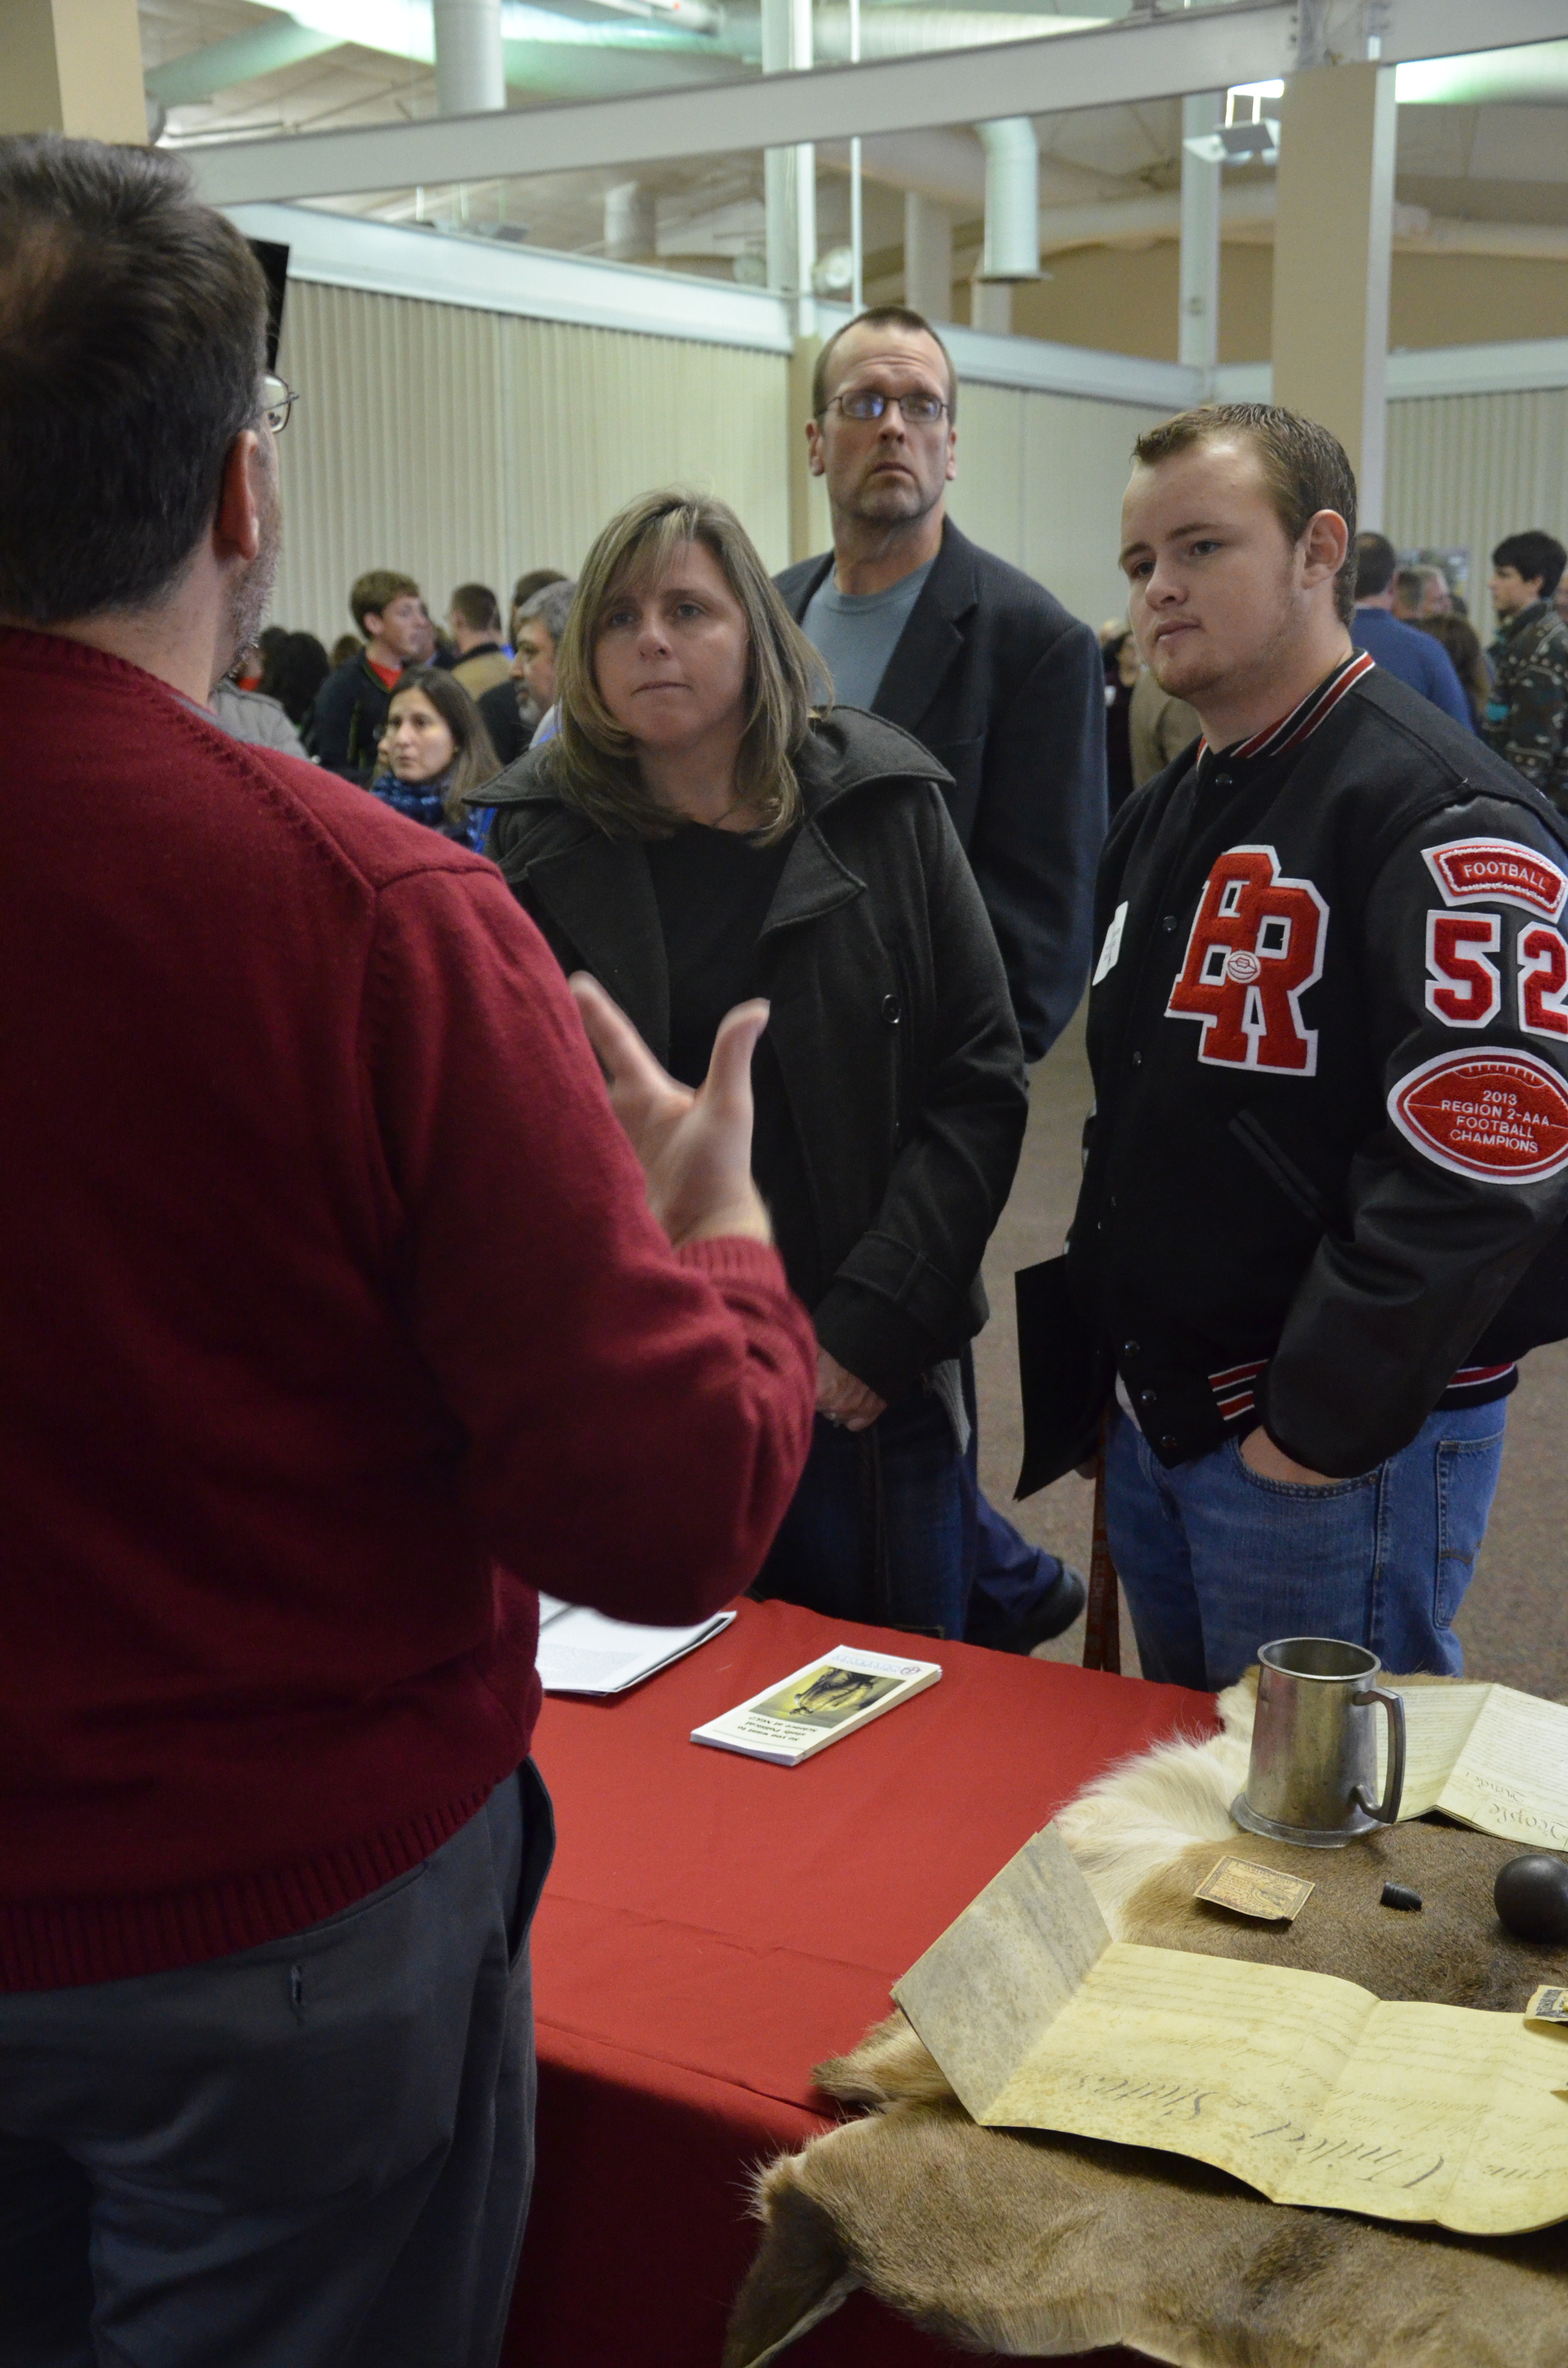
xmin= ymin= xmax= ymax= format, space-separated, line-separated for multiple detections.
xmin=1423 ymin=838 xmax=1568 ymax=921
xmin=1389 ymin=1049 xmax=1568 ymax=1184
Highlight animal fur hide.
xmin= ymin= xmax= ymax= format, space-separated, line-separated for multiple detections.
xmin=724 ymin=1678 xmax=1568 ymax=2368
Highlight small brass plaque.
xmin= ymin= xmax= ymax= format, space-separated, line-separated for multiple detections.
xmin=1525 ymin=1985 xmax=1568 ymax=2026
xmin=1195 ymin=1856 xmax=1315 ymax=1923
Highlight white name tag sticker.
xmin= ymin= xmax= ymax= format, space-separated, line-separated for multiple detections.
xmin=1093 ymin=901 xmax=1128 ymax=987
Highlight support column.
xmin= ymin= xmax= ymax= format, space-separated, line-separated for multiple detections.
xmin=1270 ymin=60 xmax=1396 ymax=526
xmin=762 ymin=0 xmax=814 ymax=297
xmin=903 ymin=192 xmax=952 ymax=321
xmin=0 ymin=0 xmax=146 ymax=140
xmin=433 ymin=0 xmax=504 ymax=116
xmin=787 ymin=325 xmax=827 ymax=565
xmin=604 ymin=181 xmax=655 ymax=263
xmin=1179 ymin=91 xmax=1221 ymax=390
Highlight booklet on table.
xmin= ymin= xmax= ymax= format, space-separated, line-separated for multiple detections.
xmin=691 ymin=1643 xmax=941 ymax=1765
xmin=535 ymin=1595 xmax=735 ymax=1697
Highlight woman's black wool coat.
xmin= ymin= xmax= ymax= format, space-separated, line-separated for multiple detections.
xmin=483 ymin=706 xmax=1029 ymax=1402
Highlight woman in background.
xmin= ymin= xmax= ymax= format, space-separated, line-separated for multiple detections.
xmin=485 ymin=489 xmax=1026 ymax=1638
xmin=369 ymin=669 xmax=498 ymax=849
xmin=261 ymin=630 xmax=331 ymax=731
xmin=1419 ymin=612 xmax=1491 ymax=733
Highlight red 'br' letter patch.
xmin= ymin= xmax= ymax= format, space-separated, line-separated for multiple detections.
xmin=1389 ymin=1049 xmax=1568 ymax=1182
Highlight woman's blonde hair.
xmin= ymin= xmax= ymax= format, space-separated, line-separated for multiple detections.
xmin=550 ymin=488 xmax=818 ymax=843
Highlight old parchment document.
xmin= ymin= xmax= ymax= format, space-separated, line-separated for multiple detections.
xmin=1387 ymin=1684 xmax=1568 ymax=1851
xmin=893 ymin=1825 xmax=1568 ymax=2237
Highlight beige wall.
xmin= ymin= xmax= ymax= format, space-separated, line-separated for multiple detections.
xmin=1387 ymin=386 xmax=1568 ymax=634
xmin=272 ymin=280 xmax=793 ymax=648
xmin=270 ymin=276 xmax=1155 ymax=647
xmin=945 ymin=380 xmax=1165 ymax=631
xmin=995 ymin=244 xmax=1568 ymax=366
xmin=267 ymin=273 xmax=1568 ymax=657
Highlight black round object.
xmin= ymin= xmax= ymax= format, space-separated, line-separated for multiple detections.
xmin=1494 ymin=1852 xmax=1568 ymax=1945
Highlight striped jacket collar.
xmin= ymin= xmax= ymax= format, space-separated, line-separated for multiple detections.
xmin=1196 ymin=649 xmax=1375 ymax=779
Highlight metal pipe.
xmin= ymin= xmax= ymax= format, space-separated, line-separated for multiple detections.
xmin=977 ymin=115 xmax=1039 ymax=281
xmin=434 ymin=0 xmax=505 ymax=112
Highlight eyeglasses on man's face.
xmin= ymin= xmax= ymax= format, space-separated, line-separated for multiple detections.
xmin=262 ymin=374 xmax=298 ymax=433
xmin=821 ymin=389 xmax=950 ymax=426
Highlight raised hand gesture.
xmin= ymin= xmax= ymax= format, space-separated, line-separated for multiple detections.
xmin=571 ymin=974 xmax=773 ymax=1250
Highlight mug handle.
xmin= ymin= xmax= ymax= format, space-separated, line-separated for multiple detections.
xmin=1352 ymin=1685 xmax=1406 ymax=1824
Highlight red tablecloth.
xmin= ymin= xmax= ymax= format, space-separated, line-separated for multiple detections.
xmin=506 ymin=1597 xmax=1217 ymax=2367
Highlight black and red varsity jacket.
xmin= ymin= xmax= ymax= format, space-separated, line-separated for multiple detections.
xmin=1019 ymin=653 xmax=1568 ymax=1484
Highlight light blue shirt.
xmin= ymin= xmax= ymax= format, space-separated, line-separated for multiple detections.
xmin=800 ymin=558 xmax=936 ymax=712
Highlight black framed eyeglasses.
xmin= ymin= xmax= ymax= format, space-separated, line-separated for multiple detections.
xmin=822 ymin=390 xmax=950 ymax=425
xmin=262 ymin=373 xmax=298 ymax=433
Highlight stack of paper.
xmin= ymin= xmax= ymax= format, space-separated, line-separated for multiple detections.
xmin=535 ymin=1594 xmax=734 ymax=1697
xmin=893 ymin=1824 xmax=1568 ymax=2237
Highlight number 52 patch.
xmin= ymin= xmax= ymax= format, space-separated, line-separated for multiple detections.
xmin=1425 ymin=912 xmax=1568 ymax=1040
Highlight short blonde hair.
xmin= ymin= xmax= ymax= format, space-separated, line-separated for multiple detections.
xmin=550 ymin=488 xmax=817 ymax=844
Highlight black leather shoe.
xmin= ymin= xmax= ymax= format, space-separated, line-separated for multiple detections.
xmin=990 ymin=1563 xmax=1088 ymax=1654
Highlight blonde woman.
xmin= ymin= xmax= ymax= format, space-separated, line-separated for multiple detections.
xmin=485 ymin=490 xmax=1027 ymax=1636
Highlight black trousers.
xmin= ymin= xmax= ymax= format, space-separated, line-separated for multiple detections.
xmin=0 ymin=1763 xmax=554 ymax=2368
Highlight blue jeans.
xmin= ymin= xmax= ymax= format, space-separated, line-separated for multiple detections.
xmin=1105 ymin=1403 xmax=1508 ymax=1690
xmin=756 ymin=1391 xmax=975 ymax=1638
xmin=0 ymin=1766 xmax=553 ymax=2368
xmin=955 ymin=1344 xmax=1067 ymax=1649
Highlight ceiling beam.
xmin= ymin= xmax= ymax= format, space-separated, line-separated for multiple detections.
xmin=185 ymin=0 xmax=1568 ymax=208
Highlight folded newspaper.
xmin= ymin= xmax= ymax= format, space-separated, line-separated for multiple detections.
xmin=691 ymin=1643 xmax=941 ymax=1766
xmin=535 ymin=1595 xmax=734 ymax=1697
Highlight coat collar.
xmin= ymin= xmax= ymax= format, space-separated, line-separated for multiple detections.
xmin=491 ymin=711 xmax=951 ymax=1052
xmin=868 ymin=518 xmax=979 ymax=733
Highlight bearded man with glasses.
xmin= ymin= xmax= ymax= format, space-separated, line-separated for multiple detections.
xmin=777 ymin=304 xmax=1108 ymax=1654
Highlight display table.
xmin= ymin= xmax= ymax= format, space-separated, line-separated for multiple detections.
xmin=504 ymin=1596 xmax=1216 ymax=2367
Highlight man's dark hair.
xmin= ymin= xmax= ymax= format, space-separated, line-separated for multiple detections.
xmin=0 ymin=135 xmax=268 ymax=625
xmin=1131 ymin=403 xmax=1359 ymax=627
xmin=350 ymin=568 xmax=419 ymax=634
xmin=449 ymin=581 xmax=501 ymax=635
xmin=812 ymin=305 xmax=957 ymax=420
xmin=1353 ymin=530 xmax=1396 ymax=602
xmin=1493 ymin=531 xmax=1567 ymax=602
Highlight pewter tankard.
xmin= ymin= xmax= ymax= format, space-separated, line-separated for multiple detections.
xmin=1232 ymin=1638 xmax=1406 ymax=1849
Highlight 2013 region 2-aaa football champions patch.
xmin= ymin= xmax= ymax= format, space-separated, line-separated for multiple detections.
xmin=1388 ymin=1049 xmax=1568 ymax=1182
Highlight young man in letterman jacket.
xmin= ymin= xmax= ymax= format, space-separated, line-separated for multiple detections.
xmin=1019 ymin=404 xmax=1568 ymax=1691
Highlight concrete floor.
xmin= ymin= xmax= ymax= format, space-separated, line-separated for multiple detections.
xmin=973 ymin=1012 xmax=1568 ymax=1697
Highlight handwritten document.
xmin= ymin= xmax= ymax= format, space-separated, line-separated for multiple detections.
xmin=893 ymin=1825 xmax=1568 ymax=2237
xmin=1382 ymin=1684 xmax=1568 ymax=1851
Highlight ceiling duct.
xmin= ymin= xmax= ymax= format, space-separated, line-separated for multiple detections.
xmin=977 ymin=115 xmax=1041 ymax=280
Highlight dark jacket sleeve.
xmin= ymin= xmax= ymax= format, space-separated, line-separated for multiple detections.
xmin=309 ymin=664 xmax=364 ymax=780
xmin=969 ymin=613 xmax=1108 ymax=1061
xmin=1258 ymin=792 xmax=1568 ymax=1474
xmin=812 ymin=792 xmax=1029 ymax=1399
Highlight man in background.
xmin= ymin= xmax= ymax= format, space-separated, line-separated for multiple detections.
xmin=479 ymin=578 xmax=576 ymax=768
xmin=310 ymin=566 xmax=425 ymax=779
xmin=1350 ymin=531 xmax=1473 ymax=726
xmin=447 ymin=582 xmax=512 ymax=700
xmin=1485 ymin=530 xmax=1568 ymax=812
xmin=777 ymin=304 xmax=1106 ymax=1654
xmin=0 ymin=132 xmax=813 ymax=2365
xmin=1392 ymin=561 xmax=1450 ymax=621
xmin=1128 ymin=664 xmax=1200 ymax=789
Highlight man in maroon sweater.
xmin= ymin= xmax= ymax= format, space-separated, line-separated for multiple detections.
xmin=0 ymin=137 xmax=815 ymax=2365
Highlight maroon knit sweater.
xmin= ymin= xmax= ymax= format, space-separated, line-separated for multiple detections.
xmin=0 ymin=630 xmax=816 ymax=1990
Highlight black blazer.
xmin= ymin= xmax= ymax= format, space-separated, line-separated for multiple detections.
xmin=776 ymin=519 xmax=1107 ymax=1061
xmin=484 ymin=709 xmax=1028 ymax=1401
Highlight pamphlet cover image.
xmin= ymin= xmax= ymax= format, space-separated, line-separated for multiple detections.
xmin=751 ymin=1663 xmax=905 ymax=1727
xmin=692 ymin=1643 xmax=941 ymax=1765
